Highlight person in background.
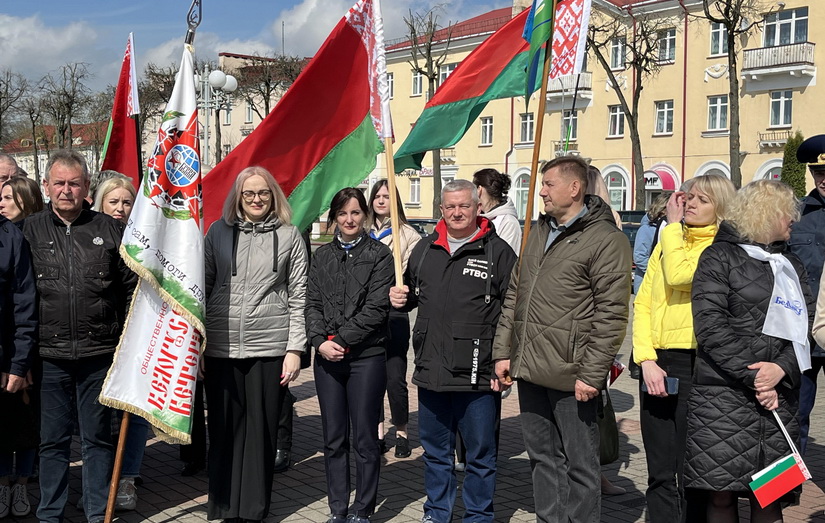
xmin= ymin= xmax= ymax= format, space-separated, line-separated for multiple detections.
xmin=88 ymin=170 xmax=129 ymax=203
xmin=368 ymin=179 xmax=421 ymax=458
xmin=586 ymin=165 xmax=622 ymax=229
xmin=633 ymin=174 xmax=735 ymax=522
xmin=0 ymin=154 xmax=19 ymax=185
xmin=633 ymin=193 xmax=671 ymax=294
xmin=203 ymin=166 xmax=308 ymax=522
xmin=0 ymin=178 xmax=39 ymax=518
xmin=686 ymin=180 xmax=810 ymax=522
xmin=472 ymin=169 xmax=522 ymax=254
xmin=92 ymin=177 xmax=134 ymax=225
xmin=307 ymin=188 xmax=393 ymax=523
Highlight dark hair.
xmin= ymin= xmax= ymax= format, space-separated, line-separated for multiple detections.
xmin=541 ymin=155 xmax=589 ymax=192
xmin=472 ymin=168 xmax=511 ymax=203
xmin=368 ymin=179 xmax=408 ymax=224
xmin=3 ymin=177 xmax=44 ymax=218
xmin=327 ymin=187 xmax=369 ymax=229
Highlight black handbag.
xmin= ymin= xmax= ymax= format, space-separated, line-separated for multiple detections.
xmin=598 ymin=390 xmax=619 ymax=465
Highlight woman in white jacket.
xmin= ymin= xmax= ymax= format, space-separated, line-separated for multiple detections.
xmin=472 ymin=169 xmax=522 ymax=255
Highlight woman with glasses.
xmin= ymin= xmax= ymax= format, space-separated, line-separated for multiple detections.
xmin=203 ymin=166 xmax=309 ymax=523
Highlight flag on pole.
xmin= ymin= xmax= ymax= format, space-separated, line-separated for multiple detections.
xmin=99 ymin=44 xmax=206 ymax=444
xmin=523 ymin=0 xmax=554 ymax=102
xmin=549 ymin=0 xmax=592 ymax=79
xmin=101 ymin=33 xmax=142 ymax=188
xmin=202 ymin=0 xmax=391 ymax=232
xmin=393 ymin=8 xmax=541 ymax=173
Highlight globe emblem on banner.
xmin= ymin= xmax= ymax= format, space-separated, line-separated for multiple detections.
xmin=165 ymin=145 xmax=200 ymax=187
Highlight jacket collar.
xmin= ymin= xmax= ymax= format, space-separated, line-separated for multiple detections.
xmin=431 ymin=216 xmax=492 ymax=252
xmin=47 ymin=202 xmax=94 ymax=227
xmin=802 ymin=189 xmax=825 ymax=210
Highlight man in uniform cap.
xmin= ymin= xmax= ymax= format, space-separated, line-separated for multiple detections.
xmin=788 ymin=134 xmax=825 ymax=454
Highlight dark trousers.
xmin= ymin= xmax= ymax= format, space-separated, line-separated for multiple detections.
xmin=799 ymin=356 xmax=825 ymax=454
xmin=640 ymin=349 xmax=704 ymax=523
xmin=315 ymin=354 xmax=386 ymax=517
xmin=37 ymin=355 xmax=114 ymax=523
xmin=204 ymin=356 xmax=285 ymax=521
xmin=277 ymin=386 xmax=296 ymax=451
xmin=381 ymin=310 xmax=411 ymax=426
xmin=179 ymin=380 xmax=207 ymax=465
xmin=519 ymin=381 xmax=599 ymax=523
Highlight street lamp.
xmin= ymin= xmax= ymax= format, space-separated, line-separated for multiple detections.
xmin=195 ymin=66 xmax=238 ymax=167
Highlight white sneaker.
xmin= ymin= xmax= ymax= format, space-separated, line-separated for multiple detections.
xmin=10 ymin=483 xmax=31 ymax=517
xmin=0 ymin=484 xmax=10 ymax=518
xmin=115 ymin=478 xmax=137 ymax=511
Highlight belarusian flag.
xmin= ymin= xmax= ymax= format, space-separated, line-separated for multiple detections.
xmin=202 ymin=0 xmax=391 ymax=231
xmin=101 ymin=32 xmax=142 ymax=187
xmin=100 ymin=44 xmax=206 ymax=444
xmin=749 ymin=454 xmax=808 ymax=508
xmin=393 ymin=8 xmax=540 ymax=173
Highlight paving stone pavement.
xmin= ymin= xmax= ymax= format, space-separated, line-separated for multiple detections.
xmin=8 ymin=310 xmax=825 ymax=522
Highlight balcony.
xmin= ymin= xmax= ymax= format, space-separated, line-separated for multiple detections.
xmin=440 ymin=147 xmax=456 ymax=164
xmin=741 ymin=42 xmax=816 ymax=81
xmin=240 ymin=125 xmax=254 ymax=136
xmin=758 ymin=129 xmax=792 ymax=149
xmin=553 ymin=140 xmax=580 ymax=157
xmin=547 ymin=73 xmax=593 ymax=101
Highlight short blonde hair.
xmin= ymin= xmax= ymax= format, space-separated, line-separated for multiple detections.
xmin=727 ymin=180 xmax=800 ymax=244
xmin=689 ymin=173 xmax=736 ymax=225
xmin=222 ymin=166 xmax=292 ymax=225
xmin=92 ymin=176 xmax=136 ymax=212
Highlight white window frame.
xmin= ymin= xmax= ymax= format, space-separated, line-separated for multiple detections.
xmin=764 ymin=7 xmax=808 ymax=47
xmin=707 ymin=95 xmax=729 ymax=131
xmin=520 ymin=112 xmax=535 ymax=143
xmin=655 ymin=100 xmax=674 ymax=135
xmin=411 ymin=70 xmax=423 ymax=97
xmin=387 ymin=72 xmax=394 ymax=99
xmin=439 ymin=63 xmax=457 ymax=85
xmin=608 ymin=105 xmax=625 ymax=137
xmin=563 ymin=110 xmax=578 ymax=141
xmin=769 ymin=90 xmax=793 ymax=127
xmin=480 ymin=116 xmax=493 ymax=146
xmin=223 ymin=107 xmax=231 ymax=126
xmin=610 ymin=37 xmax=626 ymax=70
xmin=244 ymin=101 xmax=253 ymax=123
xmin=410 ymin=177 xmax=421 ymax=204
xmin=710 ymin=21 xmax=728 ymax=56
xmin=657 ymin=28 xmax=677 ymax=63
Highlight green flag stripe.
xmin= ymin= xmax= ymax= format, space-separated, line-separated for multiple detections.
xmin=749 ymin=455 xmax=798 ymax=490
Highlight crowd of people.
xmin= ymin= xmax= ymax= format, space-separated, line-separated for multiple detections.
xmin=1 ymin=141 xmax=825 ymax=523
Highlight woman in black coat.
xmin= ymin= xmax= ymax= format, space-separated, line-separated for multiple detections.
xmin=306 ymin=188 xmax=394 ymax=523
xmin=687 ymin=180 xmax=813 ymax=522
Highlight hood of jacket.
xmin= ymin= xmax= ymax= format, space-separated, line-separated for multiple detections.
xmin=483 ymin=199 xmax=518 ymax=220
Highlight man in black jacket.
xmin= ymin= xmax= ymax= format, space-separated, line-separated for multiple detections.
xmin=23 ymin=150 xmax=137 ymax=523
xmin=390 ymin=180 xmax=517 ymax=523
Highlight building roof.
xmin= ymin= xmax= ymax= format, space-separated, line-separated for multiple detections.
xmin=3 ymin=122 xmax=108 ymax=154
xmin=386 ymin=7 xmax=514 ymax=51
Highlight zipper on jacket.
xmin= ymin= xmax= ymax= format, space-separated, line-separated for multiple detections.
xmin=66 ymin=224 xmax=79 ymax=359
xmin=239 ymin=229 xmax=257 ymax=358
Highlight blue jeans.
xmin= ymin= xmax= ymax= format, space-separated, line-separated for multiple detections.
xmin=38 ymin=356 xmax=114 ymax=523
xmin=122 ymin=414 xmax=149 ymax=478
xmin=799 ymin=357 xmax=825 ymax=454
xmin=417 ymin=388 xmax=499 ymax=523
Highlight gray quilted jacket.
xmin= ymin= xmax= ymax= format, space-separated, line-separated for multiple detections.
xmin=204 ymin=216 xmax=308 ymax=358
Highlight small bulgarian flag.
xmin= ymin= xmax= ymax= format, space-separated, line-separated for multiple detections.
xmin=393 ymin=8 xmax=541 ymax=173
xmin=749 ymin=453 xmax=809 ymax=508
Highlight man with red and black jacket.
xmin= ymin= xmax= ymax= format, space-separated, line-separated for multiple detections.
xmin=390 ymin=179 xmax=517 ymax=523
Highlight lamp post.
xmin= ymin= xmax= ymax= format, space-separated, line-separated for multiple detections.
xmin=195 ymin=66 xmax=238 ymax=167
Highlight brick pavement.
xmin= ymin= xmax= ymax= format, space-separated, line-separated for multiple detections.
xmin=8 ymin=317 xmax=825 ymax=522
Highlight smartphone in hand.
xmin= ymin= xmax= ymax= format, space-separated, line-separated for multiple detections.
xmin=641 ymin=377 xmax=679 ymax=395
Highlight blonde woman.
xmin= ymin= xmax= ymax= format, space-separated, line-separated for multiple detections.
xmin=633 ymin=173 xmax=735 ymax=522
xmin=686 ymin=180 xmax=812 ymax=522
xmin=92 ymin=176 xmax=135 ymax=224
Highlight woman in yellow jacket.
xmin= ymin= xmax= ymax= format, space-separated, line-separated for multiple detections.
xmin=633 ymin=173 xmax=735 ymax=523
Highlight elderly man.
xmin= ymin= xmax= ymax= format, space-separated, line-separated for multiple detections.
xmin=390 ymin=179 xmax=517 ymax=523
xmin=0 ymin=154 xmax=19 ymax=184
xmin=493 ymin=156 xmax=631 ymax=523
xmin=23 ymin=149 xmax=136 ymax=523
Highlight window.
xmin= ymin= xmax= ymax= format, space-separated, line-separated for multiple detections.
xmin=410 ymin=177 xmax=420 ymax=204
xmin=223 ymin=108 xmax=231 ymax=125
xmin=770 ymin=90 xmax=793 ymax=127
xmin=608 ymin=105 xmax=625 ymax=137
xmin=657 ymin=28 xmax=676 ymax=63
xmin=514 ymin=173 xmax=531 ymax=219
xmin=563 ymin=110 xmax=578 ymax=141
xmin=610 ymin=37 xmax=626 ymax=70
xmin=764 ymin=7 xmax=808 ymax=47
xmin=655 ymin=100 xmax=674 ymax=134
xmin=439 ymin=64 xmax=457 ymax=85
xmin=520 ymin=113 xmax=535 ymax=143
xmin=411 ymin=71 xmax=423 ymax=96
xmin=222 ymin=144 xmax=231 ymax=156
xmin=710 ymin=22 xmax=728 ymax=56
xmin=245 ymin=102 xmax=253 ymax=123
xmin=387 ymin=72 xmax=394 ymax=99
xmin=480 ymin=117 xmax=493 ymax=146
xmin=605 ymin=173 xmax=627 ymax=210
xmin=707 ymin=95 xmax=728 ymax=130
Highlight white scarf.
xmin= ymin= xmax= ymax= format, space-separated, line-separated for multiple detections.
xmin=738 ymin=244 xmax=811 ymax=372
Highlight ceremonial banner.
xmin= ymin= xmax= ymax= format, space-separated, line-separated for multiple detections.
xmin=549 ymin=0 xmax=592 ymax=80
xmin=100 ymin=44 xmax=206 ymax=444
xmin=101 ymin=33 xmax=142 ymax=187
xmin=202 ymin=0 xmax=390 ymax=232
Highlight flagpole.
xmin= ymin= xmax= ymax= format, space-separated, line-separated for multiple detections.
xmin=105 ymin=414 xmax=131 ymax=523
xmin=384 ymin=139 xmax=404 ymax=287
xmin=519 ymin=24 xmax=554 ymax=260
xmin=134 ymin=115 xmax=143 ymax=184
xmin=563 ymin=72 xmax=582 ymax=154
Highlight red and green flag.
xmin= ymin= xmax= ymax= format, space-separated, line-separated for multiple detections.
xmin=393 ymin=8 xmax=540 ymax=173
xmin=101 ymin=33 xmax=141 ymax=188
xmin=202 ymin=0 xmax=391 ymax=231
xmin=749 ymin=454 xmax=808 ymax=508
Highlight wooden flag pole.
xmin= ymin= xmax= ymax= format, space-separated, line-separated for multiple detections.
xmin=383 ymin=138 xmax=405 ymax=287
xmin=518 ymin=35 xmax=554 ymax=260
xmin=104 ymin=412 xmax=131 ymax=523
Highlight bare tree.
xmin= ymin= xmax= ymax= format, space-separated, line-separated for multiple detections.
xmin=701 ymin=0 xmax=772 ymax=188
xmin=0 ymin=70 xmax=27 ymax=146
xmin=139 ymin=63 xmax=178 ymax=145
xmin=83 ymin=88 xmax=116 ymax=172
xmin=20 ymin=93 xmax=44 ymax=182
xmin=233 ymin=54 xmax=307 ymax=120
xmin=588 ymin=6 xmax=673 ymax=209
xmin=39 ymin=63 xmax=93 ymax=150
xmin=405 ymin=8 xmax=452 ymax=219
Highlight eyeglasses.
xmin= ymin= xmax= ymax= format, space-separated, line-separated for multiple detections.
xmin=241 ymin=190 xmax=272 ymax=202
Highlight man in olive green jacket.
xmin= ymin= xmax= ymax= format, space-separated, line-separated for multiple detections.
xmin=492 ymin=156 xmax=631 ymax=523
